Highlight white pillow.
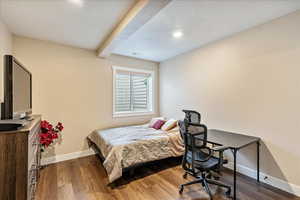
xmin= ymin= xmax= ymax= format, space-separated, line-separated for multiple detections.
xmin=149 ymin=117 xmax=165 ymax=127
xmin=161 ymin=119 xmax=178 ymax=131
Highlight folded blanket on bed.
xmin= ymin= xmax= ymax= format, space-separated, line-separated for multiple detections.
xmin=88 ymin=125 xmax=184 ymax=183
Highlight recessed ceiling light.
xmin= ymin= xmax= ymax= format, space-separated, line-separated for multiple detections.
xmin=68 ymin=0 xmax=84 ymax=7
xmin=173 ymin=31 xmax=183 ymax=39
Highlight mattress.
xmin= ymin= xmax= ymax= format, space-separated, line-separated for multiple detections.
xmin=88 ymin=124 xmax=184 ymax=182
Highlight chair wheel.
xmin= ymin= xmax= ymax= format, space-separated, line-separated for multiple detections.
xmin=183 ymin=173 xmax=188 ymax=179
xmin=179 ymin=185 xmax=184 ymax=194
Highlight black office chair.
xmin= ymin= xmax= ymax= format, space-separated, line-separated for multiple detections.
xmin=178 ymin=119 xmax=231 ymax=199
xmin=182 ymin=110 xmax=224 ymax=178
xmin=182 ymin=109 xmax=229 ymax=171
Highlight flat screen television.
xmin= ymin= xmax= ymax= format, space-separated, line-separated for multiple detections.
xmin=1 ymin=55 xmax=32 ymax=120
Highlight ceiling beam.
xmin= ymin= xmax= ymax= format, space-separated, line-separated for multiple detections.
xmin=97 ymin=0 xmax=172 ymax=58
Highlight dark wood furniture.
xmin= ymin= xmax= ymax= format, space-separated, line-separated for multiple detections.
xmin=0 ymin=115 xmax=41 ymax=200
xmin=195 ymin=129 xmax=261 ymax=200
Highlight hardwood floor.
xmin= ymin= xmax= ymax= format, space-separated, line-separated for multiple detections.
xmin=36 ymin=155 xmax=299 ymax=200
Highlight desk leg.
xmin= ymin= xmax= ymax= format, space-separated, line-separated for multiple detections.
xmin=257 ymin=141 xmax=260 ymax=182
xmin=233 ymin=149 xmax=237 ymax=200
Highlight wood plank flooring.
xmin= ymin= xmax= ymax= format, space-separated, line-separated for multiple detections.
xmin=36 ymin=155 xmax=300 ymax=200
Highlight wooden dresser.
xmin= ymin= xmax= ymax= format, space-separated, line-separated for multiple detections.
xmin=0 ymin=115 xmax=41 ymax=200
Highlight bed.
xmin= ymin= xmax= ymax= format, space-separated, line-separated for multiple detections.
xmin=87 ymin=123 xmax=184 ymax=183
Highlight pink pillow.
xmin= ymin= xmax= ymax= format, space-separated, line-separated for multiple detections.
xmin=152 ymin=120 xmax=166 ymax=130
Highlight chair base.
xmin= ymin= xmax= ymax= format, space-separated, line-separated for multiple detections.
xmin=179 ymin=174 xmax=231 ymax=200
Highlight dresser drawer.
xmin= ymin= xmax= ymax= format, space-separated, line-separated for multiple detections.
xmin=27 ymin=164 xmax=38 ymax=200
xmin=28 ymin=137 xmax=38 ymax=166
xmin=29 ymin=122 xmax=40 ymax=141
xmin=0 ymin=115 xmax=41 ymax=200
xmin=27 ymin=120 xmax=41 ymax=200
xmin=28 ymin=123 xmax=40 ymax=166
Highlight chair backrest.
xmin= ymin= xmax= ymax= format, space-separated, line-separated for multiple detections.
xmin=182 ymin=110 xmax=201 ymax=124
xmin=178 ymin=119 xmax=207 ymax=151
xmin=181 ymin=110 xmax=205 ymax=147
xmin=179 ymin=119 xmax=209 ymax=173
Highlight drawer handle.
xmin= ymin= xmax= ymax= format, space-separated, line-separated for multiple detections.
xmin=31 ymin=176 xmax=37 ymax=184
xmin=30 ymin=164 xmax=37 ymax=170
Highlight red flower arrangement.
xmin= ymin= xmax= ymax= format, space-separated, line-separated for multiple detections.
xmin=39 ymin=120 xmax=64 ymax=152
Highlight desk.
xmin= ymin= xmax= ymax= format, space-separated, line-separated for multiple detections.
xmin=195 ymin=129 xmax=261 ymax=200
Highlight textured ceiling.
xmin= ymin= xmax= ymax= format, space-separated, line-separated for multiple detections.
xmin=113 ymin=0 xmax=300 ymax=61
xmin=0 ymin=0 xmax=135 ymax=49
xmin=1 ymin=0 xmax=300 ymax=62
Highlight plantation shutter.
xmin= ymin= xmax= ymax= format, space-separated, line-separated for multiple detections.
xmin=115 ymin=70 xmax=150 ymax=113
xmin=115 ymin=71 xmax=131 ymax=112
xmin=132 ymin=73 xmax=149 ymax=111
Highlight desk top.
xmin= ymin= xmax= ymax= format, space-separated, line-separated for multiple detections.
xmin=195 ymin=129 xmax=260 ymax=150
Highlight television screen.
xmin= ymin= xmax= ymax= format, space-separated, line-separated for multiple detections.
xmin=1 ymin=55 xmax=32 ymax=120
xmin=13 ymin=61 xmax=31 ymax=114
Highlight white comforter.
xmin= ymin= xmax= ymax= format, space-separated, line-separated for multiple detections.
xmin=88 ymin=124 xmax=184 ymax=182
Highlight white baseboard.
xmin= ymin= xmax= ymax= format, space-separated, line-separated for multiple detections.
xmin=41 ymin=149 xmax=96 ymax=166
xmin=225 ymin=162 xmax=300 ymax=197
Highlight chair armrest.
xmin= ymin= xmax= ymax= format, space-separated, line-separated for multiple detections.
xmin=211 ymin=146 xmax=229 ymax=167
xmin=211 ymin=146 xmax=230 ymax=152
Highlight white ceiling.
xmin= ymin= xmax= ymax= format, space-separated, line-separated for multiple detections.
xmin=0 ymin=0 xmax=135 ymax=49
xmin=1 ymin=0 xmax=300 ymax=62
xmin=113 ymin=0 xmax=300 ymax=62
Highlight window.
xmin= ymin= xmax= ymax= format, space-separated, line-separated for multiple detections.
xmin=113 ymin=66 xmax=154 ymax=117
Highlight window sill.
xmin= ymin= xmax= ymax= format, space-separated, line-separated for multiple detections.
xmin=113 ymin=111 xmax=155 ymax=118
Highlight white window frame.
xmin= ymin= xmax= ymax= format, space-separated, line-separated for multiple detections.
xmin=112 ymin=66 xmax=155 ymax=118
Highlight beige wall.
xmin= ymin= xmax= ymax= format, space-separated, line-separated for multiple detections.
xmin=160 ymin=11 xmax=300 ymax=186
xmin=13 ymin=36 xmax=159 ymax=157
xmin=0 ymin=18 xmax=12 ymax=102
